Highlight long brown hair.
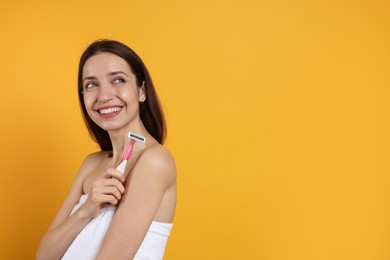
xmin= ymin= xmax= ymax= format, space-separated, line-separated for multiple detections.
xmin=78 ymin=39 xmax=166 ymax=151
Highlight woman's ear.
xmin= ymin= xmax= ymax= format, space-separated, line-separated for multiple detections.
xmin=139 ymin=81 xmax=147 ymax=102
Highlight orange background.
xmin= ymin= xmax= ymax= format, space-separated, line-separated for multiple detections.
xmin=0 ymin=0 xmax=389 ymax=259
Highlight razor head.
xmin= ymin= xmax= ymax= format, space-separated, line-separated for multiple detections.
xmin=128 ymin=132 xmax=146 ymax=143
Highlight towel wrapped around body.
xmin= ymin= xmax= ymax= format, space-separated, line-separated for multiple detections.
xmin=61 ymin=194 xmax=172 ymax=260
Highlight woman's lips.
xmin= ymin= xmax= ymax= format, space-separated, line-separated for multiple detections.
xmin=96 ymin=106 xmax=123 ymax=118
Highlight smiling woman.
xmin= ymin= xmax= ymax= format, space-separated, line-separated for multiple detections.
xmin=36 ymin=40 xmax=177 ymax=260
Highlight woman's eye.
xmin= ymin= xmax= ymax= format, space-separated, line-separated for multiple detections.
xmin=113 ymin=78 xmax=125 ymax=84
xmin=84 ymin=82 xmax=97 ymax=89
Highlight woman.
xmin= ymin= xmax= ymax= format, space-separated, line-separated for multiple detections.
xmin=37 ymin=40 xmax=177 ymax=260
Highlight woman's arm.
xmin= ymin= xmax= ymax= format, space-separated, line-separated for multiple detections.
xmin=96 ymin=146 xmax=176 ymax=260
xmin=36 ymin=152 xmax=125 ymax=260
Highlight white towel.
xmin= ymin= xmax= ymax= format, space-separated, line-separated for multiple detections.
xmin=62 ymin=194 xmax=173 ymax=260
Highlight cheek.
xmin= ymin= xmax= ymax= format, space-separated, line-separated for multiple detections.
xmin=83 ymin=95 xmax=95 ymax=114
xmin=119 ymin=89 xmax=139 ymax=104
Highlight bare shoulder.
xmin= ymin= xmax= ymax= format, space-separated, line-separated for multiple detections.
xmin=142 ymin=144 xmax=175 ymax=167
xmin=83 ymin=151 xmax=108 ymax=163
xmin=82 ymin=151 xmax=109 ymax=167
xmin=133 ymin=144 xmax=176 ymax=184
xmin=78 ymin=151 xmax=108 ymax=177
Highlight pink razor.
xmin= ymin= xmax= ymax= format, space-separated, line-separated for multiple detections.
xmin=116 ymin=132 xmax=146 ymax=174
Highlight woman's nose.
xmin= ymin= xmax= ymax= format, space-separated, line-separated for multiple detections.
xmin=97 ymin=85 xmax=114 ymax=102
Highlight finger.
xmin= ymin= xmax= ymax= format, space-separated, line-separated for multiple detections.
xmin=92 ymin=183 xmax=123 ymax=200
xmin=92 ymin=194 xmax=118 ymax=206
xmin=92 ymin=178 xmax=125 ymax=197
xmin=107 ymin=178 xmax=125 ymax=194
xmin=105 ymin=168 xmax=126 ymax=182
xmin=106 ymin=186 xmax=122 ymax=201
xmin=107 ymin=195 xmax=119 ymax=205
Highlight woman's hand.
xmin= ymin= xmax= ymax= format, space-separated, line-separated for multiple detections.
xmin=79 ymin=168 xmax=126 ymax=219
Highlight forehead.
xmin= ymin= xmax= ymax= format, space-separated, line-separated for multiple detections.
xmin=83 ymin=52 xmax=132 ymax=77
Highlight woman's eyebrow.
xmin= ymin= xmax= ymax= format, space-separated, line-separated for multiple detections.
xmin=83 ymin=71 xmax=129 ymax=82
xmin=107 ymin=71 xmax=129 ymax=77
xmin=83 ymin=76 xmax=97 ymax=82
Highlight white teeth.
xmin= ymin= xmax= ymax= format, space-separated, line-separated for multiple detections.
xmin=99 ymin=107 xmax=121 ymax=114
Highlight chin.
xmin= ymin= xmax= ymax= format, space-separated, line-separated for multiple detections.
xmin=97 ymin=122 xmax=127 ymax=132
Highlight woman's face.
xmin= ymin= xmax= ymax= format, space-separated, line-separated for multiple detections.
xmin=82 ymin=52 xmax=146 ymax=131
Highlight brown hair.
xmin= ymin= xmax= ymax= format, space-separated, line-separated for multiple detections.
xmin=78 ymin=39 xmax=166 ymax=151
